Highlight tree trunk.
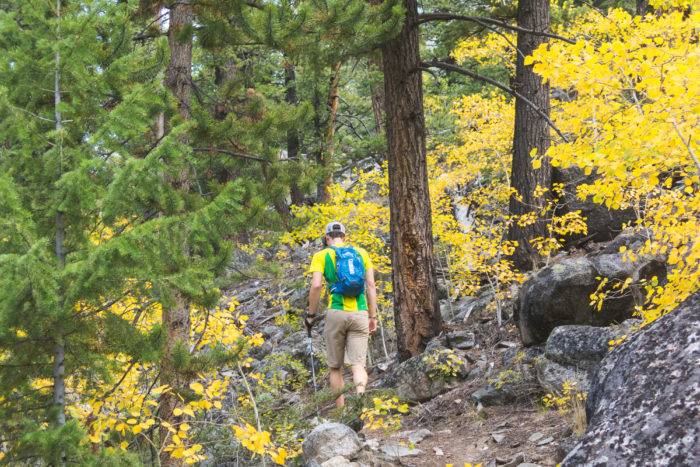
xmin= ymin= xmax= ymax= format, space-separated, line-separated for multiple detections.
xmin=636 ymin=0 xmax=649 ymax=16
xmin=53 ymin=4 xmax=67 ymax=465
xmin=160 ymin=3 xmax=193 ymax=465
xmin=285 ymin=60 xmax=305 ymax=206
xmin=507 ymin=0 xmax=552 ymax=271
xmin=53 ymin=0 xmax=67 ymax=437
xmin=382 ymin=0 xmax=441 ymax=361
xmin=316 ymin=61 xmax=342 ymax=203
xmin=369 ymin=54 xmax=385 ymax=137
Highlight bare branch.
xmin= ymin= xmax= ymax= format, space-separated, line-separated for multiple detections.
xmin=421 ymin=60 xmax=569 ymax=142
xmin=417 ymin=13 xmax=576 ymax=45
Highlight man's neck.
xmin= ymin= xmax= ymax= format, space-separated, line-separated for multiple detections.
xmin=329 ymin=238 xmax=345 ymax=247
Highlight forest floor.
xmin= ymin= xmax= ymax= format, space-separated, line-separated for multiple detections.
xmin=359 ymin=322 xmax=570 ymax=467
xmin=369 ymin=383 xmax=567 ymax=466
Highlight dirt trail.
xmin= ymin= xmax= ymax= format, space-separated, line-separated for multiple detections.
xmin=363 ymin=379 xmax=568 ymax=466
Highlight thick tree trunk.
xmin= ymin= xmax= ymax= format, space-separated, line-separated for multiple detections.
xmin=160 ymin=3 xmax=193 ymax=465
xmin=285 ymin=60 xmax=305 ymax=206
xmin=507 ymin=0 xmax=552 ymax=271
xmin=316 ymin=61 xmax=342 ymax=203
xmin=382 ymin=0 xmax=441 ymax=361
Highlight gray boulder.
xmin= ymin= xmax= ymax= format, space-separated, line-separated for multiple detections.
xmin=545 ymin=325 xmax=614 ymax=371
xmin=445 ymin=330 xmax=476 ymax=350
xmin=535 ymin=357 xmax=590 ymax=394
xmin=562 ymin=291 xmax=700 ymax=466
xmin=518 ymin=251 xmax=665 ymax=345
xmin=471 ymin=384 xmax=516 ymax=406
xmin=303 ymin=423 xmax=363 ymax=465
xmin=536 ymin=321 xmax=644 ymax=393
xmin=385 ymin=349 xmax=470 ymax=402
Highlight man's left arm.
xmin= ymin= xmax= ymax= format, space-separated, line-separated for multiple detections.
xmin=365 ymin=267 xmax=378 ymax=333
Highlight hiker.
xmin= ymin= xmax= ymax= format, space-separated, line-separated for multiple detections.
xmin=304 ymin=221 xmax=378 ymax=407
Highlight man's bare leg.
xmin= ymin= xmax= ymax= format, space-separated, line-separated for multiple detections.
xmin=329 ymin=368 xmax=346 ymax=407
xmin=351 ymin=364 xmax=368 ymax=394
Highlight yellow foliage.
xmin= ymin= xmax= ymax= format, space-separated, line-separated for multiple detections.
xmin=528 ymin=8 xmax=699 ymax=323
xmin=232 ymin=423 xmax=289 ymax=465
xmin=360 ymin=396 xmax=409 ymax=432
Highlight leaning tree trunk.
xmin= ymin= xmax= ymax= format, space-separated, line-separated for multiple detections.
xmin=507 ymin=0 xmax=552 ymax=271
xmin=160 ymin=3 xmax=193 ymax=466
xmin=316 ymin=61 xmax=342 ymax=203
xmin=382 ymin=0 xmax=441 ymax=360
xmin=284 ymin=60 xmax=305 ymax=206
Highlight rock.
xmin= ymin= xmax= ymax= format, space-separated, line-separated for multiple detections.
xmin=544 ymin=325 xmax=614 ymax=370
xmin=501 ymin=346 xmax=544 ymax=367
xmin=552 ymin=167 xmax=636 ymax=246
xmin=496 ymin=340 xmax=518 ymax=349
xmin=302 ymin=423 xmax=362 ymax=465
xmin=535 ymin=356 xmax=590 ymax=394
xmin=452 ymin=292 xmax=494 ymax=323
xmin=471 ymin=385 xmax=515 ymax=406
xmin=433 ymin=447 xmax=444 ymax=456
xmin=445 ymin=330 xmax=476 ymax=350
xmin=563 ymin=292 xmax=700 ymax=466
xmin=387 ymin=350 xmax=470 ymax=402
xmin=320 ymin=456 xmax=359 ymax=467
xmin=501 ymin=453 xmax=525 ymax=467
xmin=537 ymin=436 xmax=554 ymax=446
xmin=555 ymin=438 xmax=580 ymax=463
xmin=380 ymin=443 xmax=422 ymax=459
xmin=516 ymin=463 xmax=542 ymax=467
xmin=536 ymin=322 xmax=644 ymax=394
xmin=491 ymin=433 xmax=506 ymax=444
xmin=397 ymin=428 xmax=431 ymax=445
xmin=517 ymin=251 xmax=665 ymax=345
xmin=528 ymin=432 xmax=544 ymax=443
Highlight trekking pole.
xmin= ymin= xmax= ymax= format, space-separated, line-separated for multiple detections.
xmin=306 ymin=326 xmax=320 ymax=417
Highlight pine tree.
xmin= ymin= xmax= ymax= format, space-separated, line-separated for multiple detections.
xmin=382 ymin=0 xmax=442 ymax=359
xmin=0 ymin=1 xmax=252 ymax=462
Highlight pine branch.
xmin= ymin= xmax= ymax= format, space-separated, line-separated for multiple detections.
xmin=420 ymin=60 xmax=569 ymax=142
xmin=416 ymin=13 xmax=576 ymax=44
xmin=192 ymin=147 xmax=266 ymax=162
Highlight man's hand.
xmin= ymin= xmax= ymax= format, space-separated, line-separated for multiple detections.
xmin=368 ymin=316 xmax=378 ymax=334
xmin=303 ymin=311 xmax=317 ymax=336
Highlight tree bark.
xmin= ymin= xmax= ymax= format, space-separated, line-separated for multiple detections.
xmin=636 ymin=0 xmax=649 ymax=16
xmin=507 ymin=0 xmax=552 ymax=271
xmin=316 ymin=61 xmax=342 ymax=203
xmin=53 ymin=0 xmax=67 ymax=442
xmin=160 ymin=3 xmax=193 ymax=465
xmin=382 ymin=0 xmax=441 ymax=360
xmin=369 ymin=55 xmax=385 ymax=137
xmin=285 ymin=60 xmax=305 ymax=206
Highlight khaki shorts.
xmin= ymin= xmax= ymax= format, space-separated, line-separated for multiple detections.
xmin=324 ymin=309 xmax=369 ymax=369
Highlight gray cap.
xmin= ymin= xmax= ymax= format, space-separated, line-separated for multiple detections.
xmin=325 ymin=221 xmax=346 ymax=235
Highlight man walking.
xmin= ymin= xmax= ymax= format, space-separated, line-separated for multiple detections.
xmin=305 ymin=221 xmax=378 ymax=407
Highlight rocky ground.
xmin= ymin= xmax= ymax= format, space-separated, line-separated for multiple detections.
xmin=218 ymin=226 xmax=698 ymax=466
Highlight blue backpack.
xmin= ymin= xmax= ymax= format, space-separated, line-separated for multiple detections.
xmin=329 ymin=246 xmax=366 ymax=297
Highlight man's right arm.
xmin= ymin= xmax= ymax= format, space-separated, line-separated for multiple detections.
xmin=308 ymin=271 xmax=324 ymax=316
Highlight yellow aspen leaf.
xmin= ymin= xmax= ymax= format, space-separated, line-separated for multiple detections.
xmin=189 ymin=382 xmax=204 ymax=395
